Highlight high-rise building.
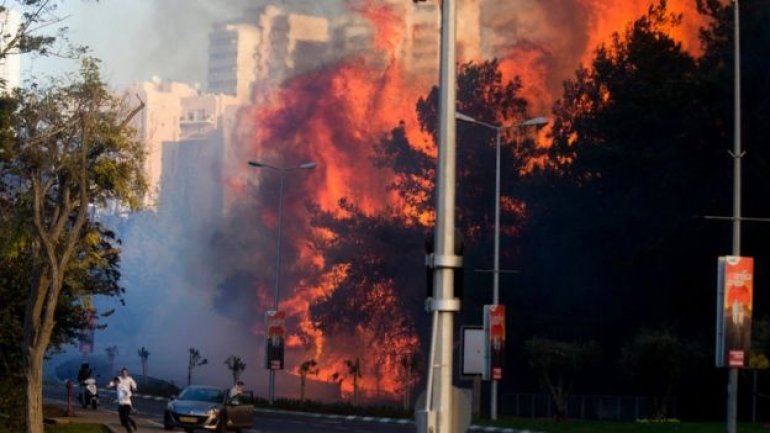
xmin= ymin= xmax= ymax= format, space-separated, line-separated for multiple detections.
xmin=252 ymin=6 xmax=331 ymax=85
xmin=127 ymin=80 xmax=198 ymax=209
xmin=208 ymin=23 xmax=260 ymax=102
xmin=402 ymin=1 xmax=439 ymax=78
xmin=0 ymin=9 xmax=21 ymax=92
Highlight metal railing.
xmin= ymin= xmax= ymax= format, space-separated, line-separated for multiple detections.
xmin=500 ymin=393 xmax=677 ymax=421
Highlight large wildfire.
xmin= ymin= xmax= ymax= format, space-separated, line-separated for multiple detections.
xmin=225 ymin=0 xmax=710 ymax=401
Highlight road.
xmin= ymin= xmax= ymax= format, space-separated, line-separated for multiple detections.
xmin=45 ymin=383 xmax=417 ymax=433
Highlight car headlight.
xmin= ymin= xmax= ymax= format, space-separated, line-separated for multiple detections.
xmin=206 ymin=407 xmax=219 ymax=417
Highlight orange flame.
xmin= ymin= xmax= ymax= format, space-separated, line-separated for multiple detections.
xmin=227 ymin=0 xmax=710 ymax=401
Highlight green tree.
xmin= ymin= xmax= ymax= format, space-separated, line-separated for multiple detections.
xmin=137 ymin=346 xmax=150 ymax=378
xmin=224 ymin=355 xmax=246 ymax=385
xmin=187 ymin=348 xmax=208 ymax=386
xmin=298 ymin=359 xmax=318 ymax=401
xmin=2 ymin=57 xmax=145 ymax=433
xmin=523 ymin=337 xmax=600 ymax=419
xmin=619 ymin=328 xmax=695 ymax=420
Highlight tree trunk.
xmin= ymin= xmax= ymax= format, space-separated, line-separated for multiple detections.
xmin=22 ymin=270 xmax=59 ymax=433
xmin=300 ymin=375 xmax=306 ymax=401
xmin=24 ymin=344 xmax=46 ymax=433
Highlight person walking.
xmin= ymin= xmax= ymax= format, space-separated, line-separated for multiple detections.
xmin=108 ymin=368 xmax=138 ymax=432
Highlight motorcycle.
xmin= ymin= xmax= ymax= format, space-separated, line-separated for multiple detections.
xmin=79 ymin=377 xmax=99 ymax=409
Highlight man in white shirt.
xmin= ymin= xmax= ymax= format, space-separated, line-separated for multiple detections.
xmin=108 ymin=368 xmax=138 ymax=432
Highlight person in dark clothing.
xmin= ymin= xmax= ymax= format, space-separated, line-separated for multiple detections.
xmin=77 ymin=362 xmax=93 ymax=383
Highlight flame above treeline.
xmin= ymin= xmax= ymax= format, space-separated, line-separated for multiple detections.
xmin=230 ymin=0 xmax=710 ymax=400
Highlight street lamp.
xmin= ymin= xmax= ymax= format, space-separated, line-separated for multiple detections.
xmin=456 ymin=112 xmax=547 ymax=421
xmin=247 ymin=159 xmax=316 ymax=404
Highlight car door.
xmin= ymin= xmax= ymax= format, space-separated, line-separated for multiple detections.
xmin=228 ymin=391 xmax=254 ymax=428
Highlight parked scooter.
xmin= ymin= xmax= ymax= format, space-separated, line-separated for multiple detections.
xmin=79 ymin=377 xmax=99 ymax=409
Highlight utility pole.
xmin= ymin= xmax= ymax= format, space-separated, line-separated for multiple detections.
xmin=726 ymin=1 xmax=741 ymax=432
xmin=418 ymin=0 xmax=460 ymax=432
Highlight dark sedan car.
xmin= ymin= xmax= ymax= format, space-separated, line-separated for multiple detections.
xmin=163 ymin=385 xmax=254 ymax=432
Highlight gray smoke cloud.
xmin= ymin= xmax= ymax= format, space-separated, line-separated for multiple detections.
xmin=30 ymin=0 xmax=345 ymax=89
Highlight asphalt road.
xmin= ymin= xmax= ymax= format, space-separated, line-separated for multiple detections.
xmin=45 ymin=383 xmax=417 ymax=433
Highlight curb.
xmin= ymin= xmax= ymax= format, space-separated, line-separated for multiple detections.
xmin=252 ymin=408 xmax=543 ymax=432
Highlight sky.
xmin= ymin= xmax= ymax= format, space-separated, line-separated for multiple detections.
xmin=27 ymin=0 xmax=252 ymax=89
xmin=27 ymin=0 xmax=346 ymax=90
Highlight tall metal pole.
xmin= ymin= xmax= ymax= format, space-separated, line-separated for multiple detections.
xmin=433 ymin=0 xmax=459 ymax=431
xmin=727 ymin=1 xmax=741 ymax=432
xmin=268 ymin=171 xmax=285 ymax=405
xmin=249 ymin=160 xmax=315 ymax=404
xmin=491 ymin=128 xmax=501 ymax=420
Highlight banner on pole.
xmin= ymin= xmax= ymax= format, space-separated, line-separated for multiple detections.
xmin=483 ymin=305 xmax=505 ymax=380
xmin=265 ymin=310 xmax=285 ymax=370
xmin=716 ymin=256 xmax=753 ymax=368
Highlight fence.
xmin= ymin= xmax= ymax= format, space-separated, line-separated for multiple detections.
xmin=500 ymin=393 xmax=677 ymax=421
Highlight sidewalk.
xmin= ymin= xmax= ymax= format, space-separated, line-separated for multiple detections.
xmin=45 ymin=399 xmax=164 ymax=432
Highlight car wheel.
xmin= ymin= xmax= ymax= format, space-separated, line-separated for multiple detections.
xmin=216 ymin=416 xmax=227 ymax=433
xmin=163 ymin=411 xmax=175 ymax=431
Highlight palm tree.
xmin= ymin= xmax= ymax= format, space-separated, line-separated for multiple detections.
xmin=137 ymin=347 xmax=150 ymax=378
xmin=224 ymin=356 xmax=247 ymax=385
xmin=298 ymin=359 xmax=318 ymax=401
xmin=105 ymin=346 xmax=119 ymax=376
xmin=400 ymin=352 xmax=420 ymax=410
xmin=345 ymin=358 xmax=362 ymax=405
xmin=187 ymin=348 xmax=208 ymax=386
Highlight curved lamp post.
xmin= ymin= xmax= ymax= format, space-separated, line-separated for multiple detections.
xmin=247 ymin=159 xmax=316 ymax=404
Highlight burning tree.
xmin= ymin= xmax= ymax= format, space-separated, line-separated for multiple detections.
xmin=224 ymin=355 xmax=246 ymax=385
xmin=187 ymin=348 xmax=208 ymax=386
xmin=137 ymin=347 xmax=150 ymax=378
xmin=304 ymin=59 xmax=536 ymax=398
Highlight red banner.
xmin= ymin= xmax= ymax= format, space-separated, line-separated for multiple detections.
xmin=484 ymin=305 xmax=506 ymax=380
xmin=265 ymin=310 xmax=285 ymax=370
xmin=716 ymin=256 xmax=754 ymax=368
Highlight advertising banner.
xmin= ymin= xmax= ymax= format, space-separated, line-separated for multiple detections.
xmin=716 ymin=256 xmax=754 ymax=368
xmin=265 ymin=310 xmax=285 ymax=370
xmin=483 ymin=305 xmax=505 ymax=381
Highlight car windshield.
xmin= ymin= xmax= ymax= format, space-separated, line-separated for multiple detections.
xmin=179 ymin=387 xmax=224 ymax=403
